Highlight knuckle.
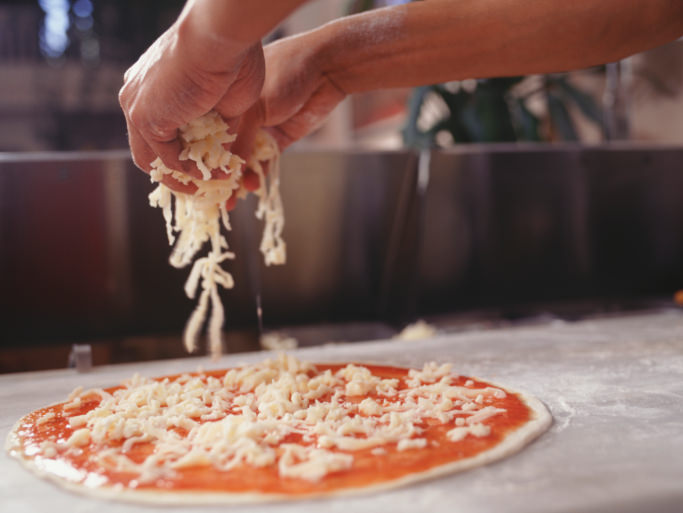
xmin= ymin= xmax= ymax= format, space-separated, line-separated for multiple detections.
xmin=147 ymin=120 xmax=176 ymax=142
xmin=117 ymin=85 xmax=129 ymax=108
xmin=128 ymin=104 xmax=176 ymax=143
xmin=131 ymin=153 xmax=145 ymax=171
xmin=127 ymin=105 xmax=145 ymax=130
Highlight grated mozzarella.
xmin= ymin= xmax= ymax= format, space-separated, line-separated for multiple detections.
xmin=47 ymin=356 xmax=507 ymax=483
xmin=66 ymin=428 xmax=91 ymax=448
xmin=394 ymin=320 xmax=437 ymax=341
xmin=397 ymin=438 xmax=427 ymax=451
xmin=36 ymin=412 xmax=55 ymax=426
xmin=148 ymin=112 xmax=286 ymax=357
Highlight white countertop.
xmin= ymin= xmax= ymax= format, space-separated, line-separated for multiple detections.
xmin=2 ymin=310 xmax=683 ymax=513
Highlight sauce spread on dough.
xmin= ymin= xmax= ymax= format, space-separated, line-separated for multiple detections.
xmin=11 ymin=361 xmax=533 ymax=497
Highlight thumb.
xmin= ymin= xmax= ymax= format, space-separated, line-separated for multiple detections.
xmin=231 ymin=100 xmax=264 ymax=163
xmin=213 ymin=44 xmax=265 ymax=120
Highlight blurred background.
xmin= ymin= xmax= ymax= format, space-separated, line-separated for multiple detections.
xmin=1 ymin=0 xmax=682 ymax=372
xmin=2 ymin=0 xmax=683 ymax=151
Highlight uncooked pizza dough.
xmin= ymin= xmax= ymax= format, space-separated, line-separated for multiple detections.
xmin=6 ymin=355 xmax=551 ymax=504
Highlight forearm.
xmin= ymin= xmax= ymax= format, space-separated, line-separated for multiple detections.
xmin=176 ymin=0 xmax=308 ymax=69
xmin=314 ymin=0 xmax=683 ymax=94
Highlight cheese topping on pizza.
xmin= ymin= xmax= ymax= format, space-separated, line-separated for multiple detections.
xmin=148 ymin=112 xmax=285 ymax=358
xmin=8 ymin=354 xmax=538 ymax=494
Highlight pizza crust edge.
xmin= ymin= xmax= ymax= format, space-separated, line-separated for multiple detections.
xmin=5 ymin=379 xmax=552 ymax=504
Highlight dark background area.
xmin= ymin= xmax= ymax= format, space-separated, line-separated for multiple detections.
xmin=1 ymin=1 xmax=682 ymax=372
xmin=2 ymin=147 xmax=683 ymax=373
xmin=0 ymin=0 xmax=184 ymax=151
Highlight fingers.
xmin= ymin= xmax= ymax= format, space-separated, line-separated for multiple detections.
xmin=267 ymin=126 xmax=295 ymax=151
xmin=225 ymin=193 xmax=239 ymax=212
xmin=159 ymin=175 xmax=198 ymax=195
xmin=120 ymin=36 xmax=266 ymax=199
xmin=270 ymin=79 xmax=345 ymax=150
xmin=212 ymin=45 xmax=265 ymax=168
xmin=124 ymin=117 xmax=200 ymax=195
xmin=231 ymin=101 xmax=264 ymax=162
xmin=242 ymin=168 xmax=261 ymax=191
xmin=137 ymin=45 xmax=264 ymax=183
xmin=121 ymin=101 xmax=204 ymax=183
xmin=125 ymin=119 xmax=157 ymax=174
xmin=126 ymin=115 xmax=205 ymax=180
xmin=145 ymin=133 xmax=203 ymax=181
xmin=213 ymin=44 xmax=265 ymax=120
xmin=230 ymin=99 xmax=269 ymax=192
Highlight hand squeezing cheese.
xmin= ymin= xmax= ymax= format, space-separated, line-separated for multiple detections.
xmin=148 ymin=112 xmax=285 ymax=357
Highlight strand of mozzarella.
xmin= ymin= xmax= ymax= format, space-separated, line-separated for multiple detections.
xmin=247 ymin=130 xmax=286 ymax=266
xmin=57 ymin=356 xmax=507 ymax=483
xmin=148 ymin=112 xmax=286 ymax=357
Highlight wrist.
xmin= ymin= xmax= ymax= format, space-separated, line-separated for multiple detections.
xmin=312 ymin=18 xmax=355 ymax=95
xmin=312 ymin=7 xmax=412 ymax=95
xmin=176 ymin=0 xmax=310 ymax=62
xmin=302 ymin=16 xmax=372 ymax=98
xmin=175 ymin=2 xmax=254 ymax=73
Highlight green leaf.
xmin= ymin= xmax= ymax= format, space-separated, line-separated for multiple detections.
xmin=469 ymin=82 xmax=516 ymax=142
xmin=424 ymin=85 xmax=473 ymax=143
xmin=554 ymin=77 xmax=603 ymax=125
xmin=547 ymin=91 xmax=579 ymax=141
xmin=402 ymin=86 xmax=432 ymax=148
xmin=345 ymin=0 xmax=376 ymax=15
xmin=512 ymin=98 xmax=542 ymax=141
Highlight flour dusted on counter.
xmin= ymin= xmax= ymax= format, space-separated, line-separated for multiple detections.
xmin=148 ymin=112 xmax=286 ymax=357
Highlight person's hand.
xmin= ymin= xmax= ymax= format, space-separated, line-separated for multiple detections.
xmin=260 ymin=35 xmax=346 ymax=150
xmin=229 ymin=31 xmax=346 ymax=199
xmin=119 ymin=13 xmax=264 ymax=193
xmin=234 ymin=31 xmax=347 ymax=159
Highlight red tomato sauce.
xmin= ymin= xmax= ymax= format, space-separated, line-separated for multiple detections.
xmin=12 ymin=364 xmax=532 ymax=496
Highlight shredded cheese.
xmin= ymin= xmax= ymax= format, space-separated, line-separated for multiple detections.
xmin=395 ymin=320 xmax=437 ymax=341
xmin=36 ymin=412 xmax=55 ymax=426
xmin=44 ymin=355 xmax=509 ymax=483
xmin=260 ymin=332 xmax=298 ymax=351
xmin=397 ymin=438 xmax=427 ymax=451
xmin=148 ymin=112 xmax=286 ymax=357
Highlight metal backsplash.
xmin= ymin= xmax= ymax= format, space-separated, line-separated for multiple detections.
xmin=1 ymin=145 xmax=682 ymax=347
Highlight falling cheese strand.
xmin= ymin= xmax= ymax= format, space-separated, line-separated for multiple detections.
xmin=248 ymin=130 xmax=286 ymax=266
xmin=148 ymin=111 xmax=286 ymax=357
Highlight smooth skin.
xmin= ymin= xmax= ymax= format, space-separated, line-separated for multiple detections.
xmin=119 ymin=0 xmax=683 ymax=194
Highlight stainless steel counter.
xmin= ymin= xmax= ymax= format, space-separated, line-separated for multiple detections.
xmin=2 ymin=309 xmax=682 ymax=513
xmin=3 ymin=145 xmax=683 ymax=359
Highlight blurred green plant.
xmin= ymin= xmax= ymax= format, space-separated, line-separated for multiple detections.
xmin=403 ymin=74 xmax=604 ymax=148
xmin=346 ymin=0 xmax=604 ymax=147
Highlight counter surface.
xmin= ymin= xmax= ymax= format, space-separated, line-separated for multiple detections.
xmin=2 ymin=310 xmax=682 ymax=513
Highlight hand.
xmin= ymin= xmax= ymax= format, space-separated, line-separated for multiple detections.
xmin=228 ymin=32 xmax=346 ymax=204
xmin=234 ymin=31 xmax=347 ymax=158
xmin=119 ymin=14 xmax=264 ymax=193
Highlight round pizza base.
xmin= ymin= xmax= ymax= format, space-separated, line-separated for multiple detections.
xmin=6 ymin=379 xmax=551 ymax=505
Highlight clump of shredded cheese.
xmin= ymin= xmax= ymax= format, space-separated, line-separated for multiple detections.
xmin=395 ymin=320 xmax=437 ymax=341
xmin=260 ymin=332 xmax=298 ymax=351
xmin=148 ymin=112 xmax=286 ymax=357
xmin=47 ymin=355 xmax=508 ymax=484
xmin=246 ymin=130 xmax=286 ymax=266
